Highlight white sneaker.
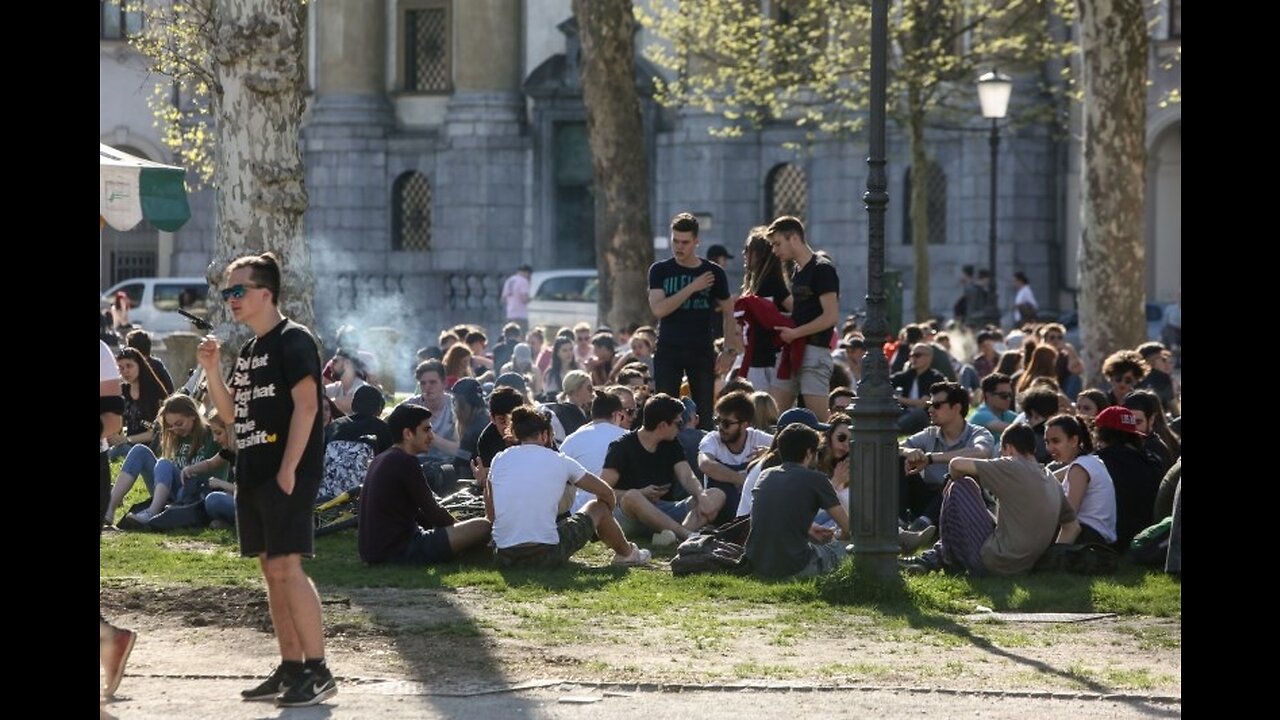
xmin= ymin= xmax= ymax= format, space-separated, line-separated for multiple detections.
xmin=651 ymin=529 xmax=679 ymax=547
xmin=127 ymin=508 xmax=155 ymax=524
xmin=612 ymin=543 xmax=653 ymax=566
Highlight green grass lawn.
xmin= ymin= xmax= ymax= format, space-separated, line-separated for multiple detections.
xmin=102 ymin=457 xmax=1181 ymax=630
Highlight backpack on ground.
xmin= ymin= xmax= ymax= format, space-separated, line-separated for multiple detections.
xmin=670 ymin=515 xmax=752 ymax=577
xmin=1033 ymin=542 xmax=1120 ymax=575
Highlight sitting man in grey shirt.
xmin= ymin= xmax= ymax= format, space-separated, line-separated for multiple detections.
xmin=898 ymin=382 xmax=996 ymax=553
xmin=745 ymin=422 xmax=850 ymax=579
xmin=900 ymin=423 xmax=1080 ymax=576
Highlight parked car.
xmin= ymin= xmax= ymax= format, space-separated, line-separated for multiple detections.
xmin=101 ymin=277 xmax=211 ymax=339
xmin=1059 ymin=302 xmax=1168 ymax=349
xmin=526 ymin=269 xmax=598 ymax=333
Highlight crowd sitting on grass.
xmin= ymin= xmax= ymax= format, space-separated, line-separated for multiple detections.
xmin=102 ymin=291 xmax=1180 ymax=581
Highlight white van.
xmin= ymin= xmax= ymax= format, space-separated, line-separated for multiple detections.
xmin=526 ymin=269 xmax=598 ymax=333
xmin=101 ymin=277 xmax=211 ymax=338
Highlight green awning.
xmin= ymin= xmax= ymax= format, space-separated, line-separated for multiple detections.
xmin=99 ymin=143 xmax=192 ymax=232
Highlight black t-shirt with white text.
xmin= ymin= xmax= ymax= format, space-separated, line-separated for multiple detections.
xmin=789 ymin=255 xmax=840 ymax=347
xmin=230 ymin=319 xmax=324 ymax=487
xmin=603 ymin=431 xmax=687 ymax=500
xmin=648 ymin=257 xmax=730 ymax=349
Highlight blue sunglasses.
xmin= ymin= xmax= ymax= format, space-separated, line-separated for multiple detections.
xmin=220 ymin=283 xmax=263 ymax=301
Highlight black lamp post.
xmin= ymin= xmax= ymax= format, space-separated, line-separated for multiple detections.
xmin=850 ymin=0 xmax=899 ymax=577
xmin=977 ymin=70 xmax=1012 ymax=318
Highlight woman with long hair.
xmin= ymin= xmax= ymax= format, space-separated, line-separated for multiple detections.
xmin=815 ymin=413 xmax=853 ymax=528
xmin=994 ymin=349 xmax=1023 ymax=378
xmin=542 ymin=336 xmax=580 ymax=398
xmin=442 ymin=343 xmax=473 ymax=389
xmin=738 ymin=226 xmax=791 ymax=391
xmin=1044 ymin=414 xmax=1116 ymax=545
xmin=105 ymin=394 xmax=218 ymax=525
xmin=107 ymin=347 xmax=168 ymax=460
xmin=751 ymin=391 xmax=780 ymax=433
xmin=1015 ymin=344 xmax=1060 ymax=395
xmin=1121 ymin=389 xmax=1180 ymax=469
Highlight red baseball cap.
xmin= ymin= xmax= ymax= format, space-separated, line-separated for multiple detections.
xmin=1094 ymin=406 xmax=1146 ymax=436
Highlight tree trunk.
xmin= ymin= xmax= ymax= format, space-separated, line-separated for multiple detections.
xmin=1076 ymin=0 xmax=1148 ymax=386
xmin=572 ymin=0 xmax=654 ymax=330
xmin=208 ymin=0 xmax=313 ymax=342
xmin=907 ymin=102 xmax=931 ymax=322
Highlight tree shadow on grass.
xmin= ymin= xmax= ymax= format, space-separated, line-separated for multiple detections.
xmin=818 ymin=559 xmax=1180 ymax=717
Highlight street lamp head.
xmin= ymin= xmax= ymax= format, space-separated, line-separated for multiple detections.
xmin=977 ymin=70 xmax=1013 ymax=119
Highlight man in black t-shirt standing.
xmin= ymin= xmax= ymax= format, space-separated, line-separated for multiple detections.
xmin=648 ymin=213 xmax=742 ymax=431
xmin=198 ymin=252 xmax=337 ymax=708
xmin=766 ymin=216 xmax=840 ymax=422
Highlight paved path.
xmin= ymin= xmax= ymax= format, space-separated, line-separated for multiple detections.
xmin=103 ymin=674 xmax=1181 ymax=719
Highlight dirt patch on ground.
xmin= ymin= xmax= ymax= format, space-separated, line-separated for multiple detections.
xmin=100 ymin=583 xmax=1181 ymax=696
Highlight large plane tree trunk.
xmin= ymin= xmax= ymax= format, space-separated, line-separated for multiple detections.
xmin=573 ymin=0 xmax=654 ymax=329
xmin=1076 ymin=0 xmax=1148 ymax=385
xmin=208 ymin=0 xmax=313 ymax=340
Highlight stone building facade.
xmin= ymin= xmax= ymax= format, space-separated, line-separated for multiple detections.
xmin=100 ymin=0 xmax=1180 ymax=355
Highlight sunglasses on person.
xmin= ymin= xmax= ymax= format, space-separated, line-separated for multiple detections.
xmin=621 ymin=406 xmax=637 ymax=416
xmin=910 ymin=351 xmax=930 ymax=358
xmin=924 ymin=400 xmax=952 ymax=409
xmin=220 ymin=283 xmax=264 ymax=301
xmin=990 ymin=391 xmax=1013 ymax=400
xmin=715 ymin=417 xmax=744 ymax=429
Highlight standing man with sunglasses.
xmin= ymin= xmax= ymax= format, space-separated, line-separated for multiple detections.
xmin=897 ymin=382 xmax=996 ymax=554
xmin=698 ymin=390 xmax=774 ymax=523
xmin=197 ymin=253 xmax=337 ymax=708
xmin=969 ymin=373 xmax=1017 ymax=444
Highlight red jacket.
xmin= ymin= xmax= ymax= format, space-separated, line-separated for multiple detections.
xmin=733 ymin=296 xmax=806 ymax=380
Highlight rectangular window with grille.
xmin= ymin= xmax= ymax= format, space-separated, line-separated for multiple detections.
xmin=404 ymin=4 xmax=451 ymax=93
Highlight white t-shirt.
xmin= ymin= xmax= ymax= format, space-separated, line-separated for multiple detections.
xmin=698 ymin=428 xmax=774 ymax=479
xmin=1013 ymin=284 xmax=1038 ymax=322
xmin=736 ymin=462 xmax=766 ymax=516
xmin=1062 ymin=453 xmax=1117 ymax=543
xmin=326 ymin=377 xmax=367 ymax=404
xmin=101 ymin=341 xmax=121 ymax=452
xmin=561 ymin=421 xmax=628 ymax=512
xmin=489 ymin=444 xmax=588 ymax=548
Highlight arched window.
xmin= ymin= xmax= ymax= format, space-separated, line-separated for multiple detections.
xmin=766 ymin=163 xmax=807 ymax=221
xmin=902 ymin=161 xmax=947 ymax=245
xmin=392 ymin=172 xmax=432 ymax=251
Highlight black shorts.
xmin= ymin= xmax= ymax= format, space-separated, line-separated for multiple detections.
xmin=391 ymin=527 xmax=455 ymax=566
xmin=236 ymin=474 xmax=321 ymax=558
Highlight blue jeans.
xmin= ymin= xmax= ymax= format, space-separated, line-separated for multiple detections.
xmin=204 ymin=491 xmax=236 ymax=525
xmin=122 ymin=444 xmax=199 ymax=502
